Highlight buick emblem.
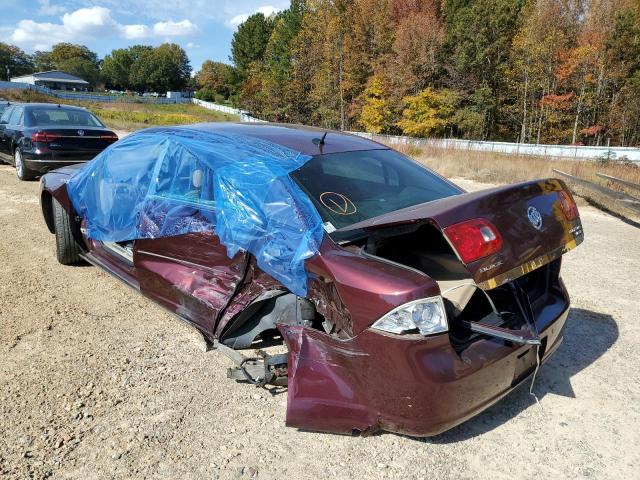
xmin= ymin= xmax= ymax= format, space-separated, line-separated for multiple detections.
xmin=527 ymin=206 xmax=543 ymax=230
xmin=77 ymin=129 xmax=85 ymax=136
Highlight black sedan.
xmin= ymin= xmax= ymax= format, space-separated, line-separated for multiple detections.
xmin=0 ymin=103 xmax=118 ymax=180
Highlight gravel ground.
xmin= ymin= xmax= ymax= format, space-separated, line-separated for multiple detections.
xmin=0 ymin=167 xmax=638 ymax=479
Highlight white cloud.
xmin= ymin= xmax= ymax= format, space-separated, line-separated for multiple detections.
xmin=256 ymin=6 xmax=279 ymax=16
xmin=62 ymin=7 xmax=119 ymax=36
xmin=153 ymin=19 xmax=198 ymax=36
xmin=228 ymin=14 xmax=249 ymax=28
xmin=37 ymin=0 xmax=66 ymax=16
xmin=226 ymin=5 xmax=282 ymax=29
xmin=11 ymin=19 xmax=70 ymax=46
xmin=121 ymin=24 xmax=152 ymax=39
xmin=10 ymin=6 xmax=199 ymax=50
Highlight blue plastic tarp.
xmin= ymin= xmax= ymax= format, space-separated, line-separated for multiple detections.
xmin=66 ymin=126 xmax=324 ymax=297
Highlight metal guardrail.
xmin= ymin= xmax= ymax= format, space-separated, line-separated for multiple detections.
xmin=553 ymin=169 xmax=640 ymax=214
xmin=596 ymin=173 xmax=640 ymax=192
xmin=352 ymin=131 xmax=640 ymax=163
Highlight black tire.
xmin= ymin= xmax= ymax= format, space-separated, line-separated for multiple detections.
xmin=53 ymin=198 xmax=83 ymax=265
xmin=14 ymin=149 xmax=36 ymax=181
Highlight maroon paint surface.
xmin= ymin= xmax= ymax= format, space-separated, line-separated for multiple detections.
xmin=134 ymin=233 xmax=248 ymax=334
xmin=279 ymin=287 xmax=569 ymax=437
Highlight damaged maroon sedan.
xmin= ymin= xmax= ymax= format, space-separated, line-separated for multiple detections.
xmin=39 ymin=123 xmax=583 ymax=437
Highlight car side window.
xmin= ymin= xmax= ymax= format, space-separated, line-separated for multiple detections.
xmin=152 ymin=148 xmax=215 ymax=209
xmin=8 ymin=107 xmax=22 ymax=126
xmin=0 ymin=106 xmax=14 ymax=124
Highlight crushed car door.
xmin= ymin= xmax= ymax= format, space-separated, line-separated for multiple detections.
xmin=134 ymin=232 xmax=248 ymax=335
xmin=132 ymin=151 xmax=249 ymax=336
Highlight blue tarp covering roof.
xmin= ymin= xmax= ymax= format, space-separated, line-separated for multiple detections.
xmin=66 ymin=126 xmax=324 ymax=297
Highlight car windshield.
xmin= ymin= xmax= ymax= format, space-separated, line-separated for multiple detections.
xmin=290 ymin=149 xmax=461 ymax=231
xmin=28 ymin=108 xmax=104 ymax=127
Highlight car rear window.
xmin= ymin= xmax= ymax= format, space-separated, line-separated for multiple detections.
xmin=290 ymin=149 xmax=461 ymax=230
xmin=28 ymin=108 xmax=104 ymax=127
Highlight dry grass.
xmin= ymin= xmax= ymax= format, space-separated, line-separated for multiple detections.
xmin=0 ymin=89 xmax=238 ymax=131
xmin=393 ymin=143 xmax=640 ymax=222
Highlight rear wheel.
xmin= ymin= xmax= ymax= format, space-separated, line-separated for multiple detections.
xmin=14 ymin=149 xmax=36 ymax=181
xmin=53 ymin=198 xmax=83 ymax=265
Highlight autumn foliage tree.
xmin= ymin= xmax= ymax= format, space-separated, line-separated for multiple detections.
xmin=397 ymin=88 xmax=459 ymax=137
xmin=210 ymin=0 xmax=640 ymax=146
xmin=359 ymin=76 xmax=392 ymax=133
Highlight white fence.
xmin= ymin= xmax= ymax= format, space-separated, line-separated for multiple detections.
xmin=351 ymin=132 xmax=640 ymax=163
xmin=191 ymin=98 xmax=266 ymax=123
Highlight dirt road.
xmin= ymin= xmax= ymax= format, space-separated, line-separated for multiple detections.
xmin=0 ymin=167 xmax=638 ymax=479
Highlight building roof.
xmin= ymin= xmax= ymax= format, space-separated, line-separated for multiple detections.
xmin=30 ymin=70 xmax=89 ymax=84
xmin=147 ymin=122 xmax=389 ymax=156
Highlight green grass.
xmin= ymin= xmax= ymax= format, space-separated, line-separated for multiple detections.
xmin=0 ymin=89 xmax=238 ymax=132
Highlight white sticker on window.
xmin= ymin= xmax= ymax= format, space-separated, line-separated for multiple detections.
xmin=323 ymin=221 xmax=336 ymax=233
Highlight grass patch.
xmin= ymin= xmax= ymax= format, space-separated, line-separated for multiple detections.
xmin=392 ymin=143 xmax=640 ymax=221
xmin=0 ymin=89 xmax=238 ymax=131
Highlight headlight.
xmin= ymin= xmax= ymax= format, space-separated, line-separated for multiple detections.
xmin=371 ymin=297 xmax=448 ymax=336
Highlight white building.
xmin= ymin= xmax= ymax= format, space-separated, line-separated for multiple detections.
xmin=10 ymin=70 xmax=90 ymax=91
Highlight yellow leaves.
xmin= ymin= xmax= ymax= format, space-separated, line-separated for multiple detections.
xmin=396 ymin=88 xmax=459 ymax=137
xmin=358 ymin=76 xmax=392 ymax=134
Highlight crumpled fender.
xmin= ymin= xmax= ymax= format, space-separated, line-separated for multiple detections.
xmin=278 ymin=324 xmax=380 ymax=435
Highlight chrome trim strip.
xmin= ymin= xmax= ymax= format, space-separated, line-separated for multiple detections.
xmin=103 ymin=241 xmax=134 ymax=264
xmin=25 ymin=159 xmax=92 ymax=163
xmin=478 ymin=238 xmax=582 ymax=290
xmin=80 ymin=252 xmax=139 ymax=290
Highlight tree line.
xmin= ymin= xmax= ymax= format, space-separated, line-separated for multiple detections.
xmin=0 ymin=42 xmax=191 ymax=93
xmin=2 ymin=0 xmax=639 ymax=146
xmin=197 ymin=0 xmax=640 ymax=146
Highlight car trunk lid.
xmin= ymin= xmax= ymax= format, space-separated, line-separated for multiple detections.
xmin=34 ymin=128 xmax=117 ymax=152
xmin=338 ymin=178 xmax=584 ymax=290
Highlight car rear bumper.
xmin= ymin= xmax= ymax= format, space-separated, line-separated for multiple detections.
xmin=23 ymin=151 xmax=96 ymax=173
xmin=279 ymin=281 xmax=569 ymax=437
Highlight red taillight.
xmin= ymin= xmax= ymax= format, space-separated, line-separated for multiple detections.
xmin=443 ymin=218 xmax=503 ymax=264
xmin=100 ymin=133 xmax=118 ymax=143
xmin=557 ymin=190 xmax=579 ymax=221
xmin=31 ymin=132 xmax=61 ymax=143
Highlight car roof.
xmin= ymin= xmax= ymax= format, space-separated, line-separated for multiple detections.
xmin=156 ymin=122 xmax=389 ymax=156
xmin=22 ymin=103 xmax=89 ymax=111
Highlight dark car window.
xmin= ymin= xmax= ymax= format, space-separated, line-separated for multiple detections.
xmin=28 ymin=108 xmax=104 ymax=127
xmin=0 ymin=106 xmax=13 ymax=124
xmin=290 ymin=149 xmax=461 ymax=230
xmin=152 ymin=146 xmax=216 ymax=209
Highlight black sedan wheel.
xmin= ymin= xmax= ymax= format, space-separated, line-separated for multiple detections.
xmin=14 ymin=149 xmax=36 ymax=181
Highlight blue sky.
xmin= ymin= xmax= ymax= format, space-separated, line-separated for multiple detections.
xmin=1 ymin=0 xmax=291 ymax=72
